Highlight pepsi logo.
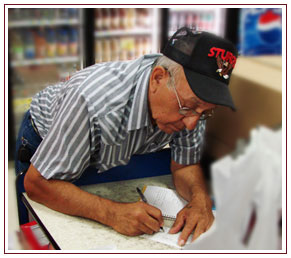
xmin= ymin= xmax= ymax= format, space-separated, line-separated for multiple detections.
xmin=258 ymin=10 xmax=281 ymax=44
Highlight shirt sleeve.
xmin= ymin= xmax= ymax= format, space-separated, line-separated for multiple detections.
xmin=31 ymin=87 xmax=91 ymax=181
xmin=169 ymin=120 xmax=206 ymax=165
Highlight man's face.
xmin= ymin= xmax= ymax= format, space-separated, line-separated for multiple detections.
xmin=148 ymin=66 xmax=216 ymax=134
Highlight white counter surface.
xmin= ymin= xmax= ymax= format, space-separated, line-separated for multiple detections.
xmin=23 ymin=175 xmax=180 ymax=250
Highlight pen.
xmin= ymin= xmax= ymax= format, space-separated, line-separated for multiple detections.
xmin=136 ymin=187 xmax=164 ymax=232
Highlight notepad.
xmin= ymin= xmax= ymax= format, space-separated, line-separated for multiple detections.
xmin=142 ymin=186 xmax=188 ymax=219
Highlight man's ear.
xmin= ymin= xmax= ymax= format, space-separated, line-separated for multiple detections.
xmin=149 ymin=66 xmax=167 ymax=93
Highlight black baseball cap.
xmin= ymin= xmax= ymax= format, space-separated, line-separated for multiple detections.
xmin=162 ymin=27 xmax=238 ymax=110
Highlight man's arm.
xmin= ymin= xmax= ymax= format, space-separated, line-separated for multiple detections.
xmin=169 ymin=160 xmax=214 ymax=246
xmin=24 ymin=164 xmax=164 ymax=236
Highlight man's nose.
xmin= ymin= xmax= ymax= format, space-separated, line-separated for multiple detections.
xmin=182 ymin=116 xmax=200 ymax=130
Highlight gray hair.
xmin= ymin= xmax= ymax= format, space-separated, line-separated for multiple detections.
xmin=152 ymin=56 xmax=183 ymax=89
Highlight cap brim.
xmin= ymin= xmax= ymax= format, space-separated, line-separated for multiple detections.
xmin=183 ymin=67 xmax=236 ymax=111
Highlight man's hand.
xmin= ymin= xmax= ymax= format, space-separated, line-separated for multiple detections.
xmin=170 ymin=161 xmax=215 ymax=246
xmin=110 ymin=201 xmax=164 ymax=236
xmin=169 ymin=193 xmax=214 ymax=246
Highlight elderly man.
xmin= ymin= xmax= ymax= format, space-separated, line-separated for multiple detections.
xmin=16 ymin=27 xmax=238 ymax=246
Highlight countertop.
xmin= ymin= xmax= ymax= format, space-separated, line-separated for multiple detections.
xmin=23 ymin=174 xmax=181 ymax=250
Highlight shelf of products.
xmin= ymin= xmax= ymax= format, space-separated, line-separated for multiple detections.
xmin=11 ymin=56 xmax=80 ymax=67
xmin=95 ymin=28 xmax=152 ymax=38
xmin=8 ymin=8 xmax=79 ymax=26
xmin=9 ymin=26 xmax=80 ymax=67
xmin=93 ymin=8 xmax=159 ymax=63
xmin=94 ymin=8 xmax=152 ymax=31
xmin=8 ymin=19 xmax=80 ymax=28
xmin=95 ymin=36 xmax=152 ymax=63
xmin=168 ymin=8 xmax=226 ymax=37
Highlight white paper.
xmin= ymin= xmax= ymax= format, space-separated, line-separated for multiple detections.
xmin=143 ymin=186 xmax=187 ymax=219
xmin=143 ymin=210 xmax=217 ymax=249
xmin=142 ymin=226 xmax=192 ymax=249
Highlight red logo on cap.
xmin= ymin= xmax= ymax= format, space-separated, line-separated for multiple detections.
xmin=208 ymin=47 xmax=237 ymax=79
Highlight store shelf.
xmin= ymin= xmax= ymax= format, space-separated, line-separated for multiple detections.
xmin=11 ymin=56 xmax=80 ymax=67
xmin=94 ymin=28 xmax=152 ymax=38
xmin=8 ymin=18 xmax=80 ymax=28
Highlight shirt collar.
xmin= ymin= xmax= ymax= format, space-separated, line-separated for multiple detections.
xmin=127 ymin=54 xmax=161 ymax=131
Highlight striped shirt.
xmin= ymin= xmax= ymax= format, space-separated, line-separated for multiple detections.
xmin=30 ymin=54 xmax=206 ymax=181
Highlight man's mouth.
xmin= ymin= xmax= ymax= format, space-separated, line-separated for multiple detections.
xmin=168 ymin=124 xmax=181 ymax=132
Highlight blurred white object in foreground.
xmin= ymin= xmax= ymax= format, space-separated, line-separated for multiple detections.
xmin=185 ymin=126 xmax=282 ymax=250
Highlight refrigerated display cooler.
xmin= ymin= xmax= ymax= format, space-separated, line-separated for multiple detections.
xmin=8 ymin=8 xmax=85 ymax=157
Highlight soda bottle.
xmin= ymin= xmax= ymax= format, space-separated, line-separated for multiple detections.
xmin=57 ymin=28 xmax=69 ymax=56
xmin=34 ymin=28 xmax=46 ymax=58
xmin=23 ymin=30 xmax=35 ymax=59
xmin=69 ymin=28 xmax=78 ymax=56
xmin=46 ymin=28 xmax=57 ymax=57
xmin=95 ymin=9 xmax=103 ymax=31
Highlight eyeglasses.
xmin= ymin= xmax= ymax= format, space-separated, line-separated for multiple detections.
xmin=171 ymin=81 xmax=214 ymax=120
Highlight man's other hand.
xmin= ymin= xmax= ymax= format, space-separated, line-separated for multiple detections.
xmin=168 ymin=193 xmax=214 ymax=246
